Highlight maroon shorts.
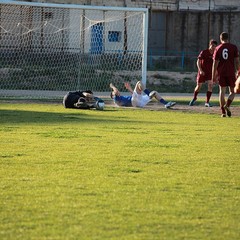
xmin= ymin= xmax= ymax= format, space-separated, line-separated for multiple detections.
xmin=196 ymin=75 xmax=211 ymax=83
xmin=218 ymin=75 xmax=236 ymax=87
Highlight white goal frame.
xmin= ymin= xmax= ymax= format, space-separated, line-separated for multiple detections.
xmin=0 ymin=0 xmax=148 ymax=98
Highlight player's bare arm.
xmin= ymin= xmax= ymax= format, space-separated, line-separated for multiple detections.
xmin=234 ymin=57 xmax=240 ymax=75
xmin=212 ymin=60 xmax=219 ymax=83
xmin=197 ymin=59 xmax=204 ymax=75
xmin=124 ymin=82 xmax=133 ymax=93
xmin=110 ymin=83 xmax=121 ymax=96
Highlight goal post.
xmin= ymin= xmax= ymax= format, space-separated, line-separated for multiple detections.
xmin=0 ymin=0 xmax=148 ymax=98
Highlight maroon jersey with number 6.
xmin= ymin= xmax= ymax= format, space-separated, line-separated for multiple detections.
xmin=213 ymin=42 xmax=239 ymax=77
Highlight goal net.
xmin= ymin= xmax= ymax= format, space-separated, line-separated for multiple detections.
xmin=0 ymin=1 xmax=148 ymax=98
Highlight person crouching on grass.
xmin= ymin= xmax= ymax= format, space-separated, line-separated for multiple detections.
xmin=110 ymin=81 xmax=176 ymax=108
xmin=63 ymin=90 xmax=104 ymax=110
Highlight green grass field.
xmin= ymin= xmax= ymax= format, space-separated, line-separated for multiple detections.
xmin=0 ymin=101 xmax=239 ymax=240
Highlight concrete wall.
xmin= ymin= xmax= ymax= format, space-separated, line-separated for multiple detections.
xmin=166 ymin=10 xmax=240 ymax=53
xmin=29 ymin=0 xmax=240 ymax=11
xmin=12 ymin=1 xmax=240 ymax=57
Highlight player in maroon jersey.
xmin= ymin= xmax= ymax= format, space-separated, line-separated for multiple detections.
xmin=189 ymin=39 xmax=218 ymax=107
xmin=212 ymin=32 xmax=239 ymax=117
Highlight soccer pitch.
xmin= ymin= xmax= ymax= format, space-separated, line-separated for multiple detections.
xmin=0 ymin=101 xmax=239 ymax=240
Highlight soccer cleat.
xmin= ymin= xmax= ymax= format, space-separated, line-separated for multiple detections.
xmin=224 ymin=105 xmax=231 ymax=117
xmin=205 ymin=102 xmax=212 ymax=107
xmin=221 ymin=114 xmax=226 ymax=118
xmin=165 ymin=101 xmax=176 ymax=109
xmin=189 ymin=99 xmax=196 ymax=106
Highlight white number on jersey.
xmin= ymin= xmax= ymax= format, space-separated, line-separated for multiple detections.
xmin=222 ymin=48 xmax=228 ymax=60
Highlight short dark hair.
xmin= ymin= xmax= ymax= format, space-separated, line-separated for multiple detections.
xmin=220 ymin=32 xmax=228 ymax=41
xmin=85 ymin=90 xmax=93 ymax=94
xmin=210 ymin=39 xmax=217 ymax=45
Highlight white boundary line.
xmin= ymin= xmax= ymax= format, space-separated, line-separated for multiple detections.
xmin=0 ymin=1 xmax=148 ymax=12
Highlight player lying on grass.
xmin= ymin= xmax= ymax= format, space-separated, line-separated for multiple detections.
xmin=63 ymin=90 xmax=104 ymax=110
xmin=110 ymin=81 xmax=176 ymax=108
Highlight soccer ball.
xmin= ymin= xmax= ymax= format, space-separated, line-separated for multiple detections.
xmin=234 ymin=77 xmax=240 ymax=94
xmin=96 ymin=100 xmax=105 ymax=110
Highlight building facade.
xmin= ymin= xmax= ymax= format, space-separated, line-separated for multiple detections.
xmin=24 ymin=1 xmax=240 ymax=50
xmin=12 ymin=0 xmax=240 ymax=70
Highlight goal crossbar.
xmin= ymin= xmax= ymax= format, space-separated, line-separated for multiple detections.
xmin=0 ymin=0 xmax=148 ymax=12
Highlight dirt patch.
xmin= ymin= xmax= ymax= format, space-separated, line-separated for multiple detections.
xmin=107 ymin=100 xmax=240 ymax=117
xmin=155 ymin=103 xmax=240 ymax=117
xmin=1 ymin=91 xmax=239 ymax=117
